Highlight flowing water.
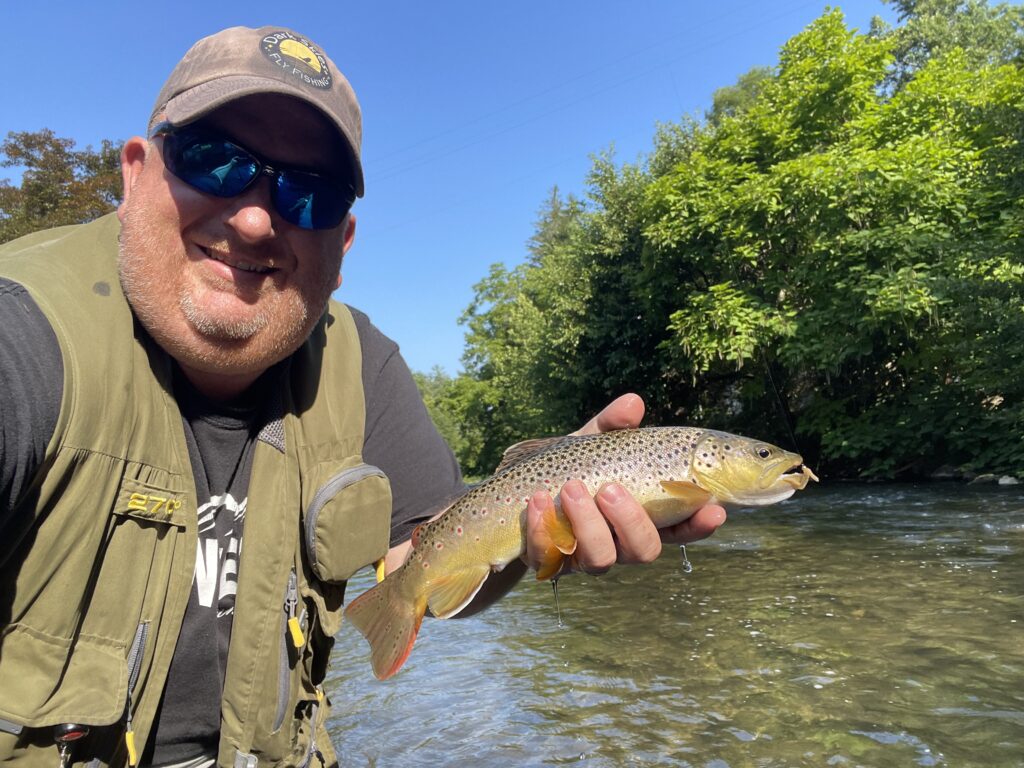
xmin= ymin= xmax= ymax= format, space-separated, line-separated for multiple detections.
xmin=326 ymin=484 xmax=1024 ymax=767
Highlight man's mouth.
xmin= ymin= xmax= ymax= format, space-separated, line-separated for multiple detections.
xmin=204 ymin=247 xmax=276 ymax=275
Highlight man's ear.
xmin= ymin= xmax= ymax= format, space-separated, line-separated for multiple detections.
xmin=117 ymin=137 xmax=148 ymax=223
xmin=335 ymin=214 xmax=357 ymax=289
xmin=342 ymin=214 xmax=357 ymax=254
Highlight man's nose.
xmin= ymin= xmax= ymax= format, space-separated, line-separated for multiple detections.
xmin=224 ymin=177 xmax=277 ymax=241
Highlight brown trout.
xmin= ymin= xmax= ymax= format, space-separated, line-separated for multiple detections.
xmin=345 ymin=426 xmax=817 ymax=679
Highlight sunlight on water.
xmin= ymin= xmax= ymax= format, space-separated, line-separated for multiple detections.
xmin=327 ymin=484 xmax=1024 ymax=766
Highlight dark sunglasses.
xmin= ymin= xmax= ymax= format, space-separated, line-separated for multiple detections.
xmin=150 ymin=122 xmax=356 ymax=230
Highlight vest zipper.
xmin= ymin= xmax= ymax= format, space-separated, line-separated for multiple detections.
xmin=298 ymin=687 xmax=326 ymax=768
xmin=304 ymin=464 xmax=387 ymax=574
xmin=274 ymin=569 xmax=307 ymax=732
xmin=123 ymin=622 xmax=149 ymax=767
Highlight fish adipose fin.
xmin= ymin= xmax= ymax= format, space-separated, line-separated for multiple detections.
xmin=534 ymin=494 xmax=577 ymax=581
xmin=426 ymin=564 xmax=492 ymax=619
xmin=344 ymin=579 xmax=427 ymax=680
xmin=660 ymin=480 xmax=713 ymax=510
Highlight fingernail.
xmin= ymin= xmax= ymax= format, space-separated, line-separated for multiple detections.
xmin=530 ymin=490 xmax=550 ymax=508
xmin=598 ymin=483 xmax=626 ymax=505
xmin=562 ymin=481 xmax=587 ymax=502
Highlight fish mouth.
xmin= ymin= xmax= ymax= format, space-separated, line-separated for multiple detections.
xmin=780 ymin=462 xmax=819 ymax=490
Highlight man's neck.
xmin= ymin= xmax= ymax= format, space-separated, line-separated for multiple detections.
xmin=175 ymin=363 xmax=266 ymax=402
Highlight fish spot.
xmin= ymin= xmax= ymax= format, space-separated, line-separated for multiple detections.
xmin=456 ymin=526 xmax=464 ymax=536
xmin=435 ymin=541 xmax=444 ymax=550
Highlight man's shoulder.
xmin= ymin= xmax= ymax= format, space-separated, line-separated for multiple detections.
xmin=340 ymin=304 xmax=400 ymax=370
xmin=0 ymin=214 xmax=119 ymax=261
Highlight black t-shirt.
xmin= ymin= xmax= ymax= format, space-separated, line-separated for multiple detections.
xmin=0 ymin=277 xmax=463 ymax=762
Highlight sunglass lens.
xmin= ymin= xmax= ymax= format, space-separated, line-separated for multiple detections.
xmin=166 ymin=134 xmax=259 ymax=198
xmin=274 ymin=172 xmax=353 ymax=230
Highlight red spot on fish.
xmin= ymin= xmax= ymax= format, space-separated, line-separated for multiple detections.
xmin=456 ymin=526 xmax=464 ymax=536
xmin=435 ymin=541 xmax=444 ymax=550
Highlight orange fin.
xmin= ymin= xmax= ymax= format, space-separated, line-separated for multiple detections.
xmin=426 ymin=565 xmax=491 ymax=619
xmin=344 ymin=578 xmax=427 ymax=680
xmin=660 ymin=480 xmax=713 ymax=510
xmin=534 ymin=495 xmax=576 ymax=581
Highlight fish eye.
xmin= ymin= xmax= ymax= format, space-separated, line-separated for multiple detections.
xmin=757 ymin=447 xmax=772 ymax=458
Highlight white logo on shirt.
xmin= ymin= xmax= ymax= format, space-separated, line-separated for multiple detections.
xmin=194 ymin=493 xmax=246 ymax=612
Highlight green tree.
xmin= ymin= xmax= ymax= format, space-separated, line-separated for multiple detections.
xmin=878 ymin=0 xmax=1023 ymax=88
xmin=706 ymin=66 xmax=773 ymax=126
xmin=450 ymin=4 xmax=1024 ymax=480
xmin=0 ymin=129 xmax=122 ymax=244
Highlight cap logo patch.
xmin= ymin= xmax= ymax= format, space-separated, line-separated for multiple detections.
xmin=261 ymin=31 xmax=332 ymax=89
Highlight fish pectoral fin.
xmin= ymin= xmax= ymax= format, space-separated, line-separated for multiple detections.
xmin=534 ymin=494 xmax=576 ymax=581
xmin=426 ymin=565 xmax=492 ymax=619
xmin=659 ymin=480 xmax=713 ymax=511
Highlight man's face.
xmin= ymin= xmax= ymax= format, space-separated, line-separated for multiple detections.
xmin=117 ymin=94 xmax=355 ymax=396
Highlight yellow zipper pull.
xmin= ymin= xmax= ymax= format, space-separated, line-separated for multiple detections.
xmin=286 ymin=569 xmax=306 ymax=648
xmin=375 ymin=557 xmax=386 ymax=583
xmin=125 ymin=728 xmax=138 ymax=767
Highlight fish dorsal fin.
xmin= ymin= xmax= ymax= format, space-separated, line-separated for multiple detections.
xmin=495 ymin=436 xmax=566 ymax=473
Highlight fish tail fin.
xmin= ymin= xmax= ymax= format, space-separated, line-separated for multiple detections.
xmin=344 ymin=576 xmax=426 ymax=680
xmin=533 ymin=494 xmax=576 ymax=581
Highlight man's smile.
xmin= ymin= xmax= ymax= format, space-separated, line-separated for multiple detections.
xmin=202 ymin=246 xmax=277 ymax=275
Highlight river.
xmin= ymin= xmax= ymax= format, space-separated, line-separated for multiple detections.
xmin=326 ymin=483 xmax=1024 ymax=767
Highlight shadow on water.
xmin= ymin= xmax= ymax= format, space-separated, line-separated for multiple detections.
xmin=327 ymin=484 xmax=1024 ymax=767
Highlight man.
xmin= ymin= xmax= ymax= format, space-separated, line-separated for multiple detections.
xmin=0 ymin=25 xmax=725 ymax=768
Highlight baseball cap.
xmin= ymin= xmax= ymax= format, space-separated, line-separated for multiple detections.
xmin=149 ymin=26 xmax=364 ymax=196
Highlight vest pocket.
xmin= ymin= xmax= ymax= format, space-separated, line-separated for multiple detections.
xmin=303 ymin=462 xmax=392 ymax=584
xmin=0 ymin=472 xmax=186 ymax=737
xmin=0 ymin=623 xmax=128 ymax=728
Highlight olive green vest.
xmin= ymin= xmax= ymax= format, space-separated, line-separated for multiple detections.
xmin=0 ymin=214 xmax=392 ymax=767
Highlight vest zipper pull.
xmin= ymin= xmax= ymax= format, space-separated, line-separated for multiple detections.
xmin=286 ymin=569 xmax=305 ymax=648
xmin=124 ymin=707 xmax=138 ymax=767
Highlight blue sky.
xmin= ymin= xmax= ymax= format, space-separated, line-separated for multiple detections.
xmin=2 ymin=1 xmax=896 ymax=375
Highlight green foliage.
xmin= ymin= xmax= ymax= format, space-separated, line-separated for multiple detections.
xmin=706 ymin=67 xmax=773 ymax=126
xmin=433 ymin=2 xmax=1024 ymax=481
xmin=0 ymin=129 xmax=122 ymax=244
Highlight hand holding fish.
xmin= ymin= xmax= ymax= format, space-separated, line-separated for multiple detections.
xmin=346 ymin=393 xmax=816 ymax=678
xmin=524 ymin=393 xmax=727 ymax=575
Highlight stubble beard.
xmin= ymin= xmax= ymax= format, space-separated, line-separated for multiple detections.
xmin=118 ymin=201 xmax=326 ymax=376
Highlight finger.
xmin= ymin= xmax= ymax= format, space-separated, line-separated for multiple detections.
xmin=559 ymin=480 xmax=616 ymax=573
xmin=572 ymin=393 xmax=645 ymax=436
xmin=659 ymin=505 xmax=728 ymax=545
xmin=523 ymin=490 xmax=554 ymax=572
xmin=594 ymin=483 xmax=662 ymax=564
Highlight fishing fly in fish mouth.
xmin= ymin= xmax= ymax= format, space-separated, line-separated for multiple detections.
xmin=345 ymin=426 xmax=818 ymax=680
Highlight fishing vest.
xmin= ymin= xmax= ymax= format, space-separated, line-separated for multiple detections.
xmin=0 ymin=214 xmax=392 ymax=767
